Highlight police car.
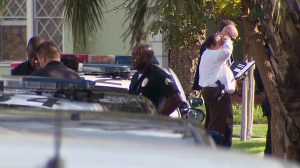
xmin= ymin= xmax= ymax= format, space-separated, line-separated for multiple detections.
xmin=80 ymin=63 xmax=205 ymax=120
xmin=1 ymin=107 xmax=299 ymax=168
xmin=0 ymin=75 xmax=158 ymax=115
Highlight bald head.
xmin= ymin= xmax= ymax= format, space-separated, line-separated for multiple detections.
xmin=36 ymin=41 xmax=61 ymax=68
xmin=27 ymin=36 xmax=45 ymax=68
xmin=221 ymin=25 xmax=239 ymax=42
xmin=131 ymin=43 xmax=154 ymax=72
xmin=217 ymin=19 xmax=236 ymax=32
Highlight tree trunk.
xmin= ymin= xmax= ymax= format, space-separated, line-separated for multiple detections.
xmin=256 ymin=0 xmax=300 ymax=161
xmin=168 ymin=44 xmax=200 ymax=98
xmin=241 ymin=0 xmax=256 ymax=142
xmin=252 ymin=32 xmax=287 ymax=157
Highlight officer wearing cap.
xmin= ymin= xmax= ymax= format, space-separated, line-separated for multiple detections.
xmin=128 ymin=43 xmax=182 ymax=116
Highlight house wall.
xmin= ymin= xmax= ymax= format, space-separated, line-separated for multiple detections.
xmin=62 ymin=1 xmax=168 ymax=68
xmin=63 ymin=1 xmax=131 ymax=55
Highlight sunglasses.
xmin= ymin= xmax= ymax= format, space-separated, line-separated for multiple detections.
xmin=225 ymin=31 xmax=239 ymax=42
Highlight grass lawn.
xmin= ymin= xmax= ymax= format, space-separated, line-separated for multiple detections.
xmin=232 ymin=124 xmax=267 ymax=154
xmin=197 ymin=103 xmax=268 ymax=154
xmin=232 ymin=139 xmax=266 ymax=153
xmin=233 ymin=124 xmax=268 ymax=138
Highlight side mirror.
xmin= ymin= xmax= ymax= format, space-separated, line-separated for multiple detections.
xmin=188 ymin=108 xmax=205 ymax=122
xmin=189 ymin=97 xmax=204 ymax=108
xmin=179 ymin=102 xmax=189 ymax=118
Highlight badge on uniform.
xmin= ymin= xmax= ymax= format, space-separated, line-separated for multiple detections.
xmin=142 ymin=78 xmax=149 ymax=87
xmin=165 ymin=78 xmax=172 ymax=85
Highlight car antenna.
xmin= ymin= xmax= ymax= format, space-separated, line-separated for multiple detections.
xmin=46 ymin=109 xmax=64 ymax=168
xmin=0 ymin=75 xmax=98 ymax=168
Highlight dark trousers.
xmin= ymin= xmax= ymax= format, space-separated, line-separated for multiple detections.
xmin=202 ymin=87 xmax=232 ymax=146
xmin=264 ymin=114 xmax=272 ymax=155
xmin=262 ymin=97 xmax=272 ymax=155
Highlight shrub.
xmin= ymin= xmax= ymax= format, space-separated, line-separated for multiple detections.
xmin=197 ymin=103 xmax=268 ymax=125
xmin=232 ymin=104 xmax=267 ymax=125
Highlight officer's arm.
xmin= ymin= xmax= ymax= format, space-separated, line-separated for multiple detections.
xmin=159 ymin=92 xmax=182 ymax=116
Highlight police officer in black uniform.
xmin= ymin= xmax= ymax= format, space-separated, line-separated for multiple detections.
xmin=128 ymin=43 xmax=182 ymax=116
xmin=11 ymin=36 xmax=45 ymax=75
xmin=31 ymin=41 xmax=80 ymax=79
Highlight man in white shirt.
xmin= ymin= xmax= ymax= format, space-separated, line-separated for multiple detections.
xmin=199 ymin=25 xmax=238 ymax=146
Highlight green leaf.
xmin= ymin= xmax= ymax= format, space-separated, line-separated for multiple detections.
xmin=61 ymin=0 xmax=105 ymax=52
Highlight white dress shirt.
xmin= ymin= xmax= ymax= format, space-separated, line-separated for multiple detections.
xmin=198 ymin=39 xmax=236 ymax=94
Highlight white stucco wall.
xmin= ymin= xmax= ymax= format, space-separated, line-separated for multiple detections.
xmin=63 ymin=1 xmax=131 ymax=55
xmin=62 ymin=0 xmax=167 ymax=67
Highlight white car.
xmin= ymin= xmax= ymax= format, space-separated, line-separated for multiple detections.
xmin=80 ymin=63 xmax=204 ymax=120
xmin=0 ymin=108 xmax=298 ymax=168
xmin=0 ymin=75 xmax=158 ymax=115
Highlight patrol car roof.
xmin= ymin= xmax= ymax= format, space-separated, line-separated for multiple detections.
xmin=0 ymin=75 xmax=95 ymax=92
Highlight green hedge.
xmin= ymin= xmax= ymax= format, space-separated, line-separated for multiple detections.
xmin=232 ymin=104 xmax=267 ymax=125
xmin=197 ymin=103 xmax=268 ymax=125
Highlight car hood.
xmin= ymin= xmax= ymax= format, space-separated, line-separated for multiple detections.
xmin=0 ymin=108 xmax=298 ymax=168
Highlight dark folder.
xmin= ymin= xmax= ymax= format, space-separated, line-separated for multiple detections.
xmin=230 ymin=61 xmax=255 ymax=79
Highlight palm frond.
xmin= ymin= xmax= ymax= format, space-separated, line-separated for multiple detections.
xmin=62 ymin=0 xmax=105 ymax=52
xmin=122 ymin=0 xmax=150 ymax=46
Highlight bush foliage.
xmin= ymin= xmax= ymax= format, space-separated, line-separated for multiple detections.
xmin=232 ymin=104 xmax=267 ymax=125
xmin=198 ymin=103 xmax=268 ymax=125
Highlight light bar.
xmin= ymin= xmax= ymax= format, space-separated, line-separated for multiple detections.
xmin=81 ymin=64 xmax=131 ymax=73
xmin=0 ymin=75 xmax=95 ymax=91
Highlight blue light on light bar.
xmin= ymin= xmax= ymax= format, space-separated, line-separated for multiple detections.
xmin=81 ymin=64 xmax=131 ymax=73
xmin=0 ymin=75 xmax=95 ymax=91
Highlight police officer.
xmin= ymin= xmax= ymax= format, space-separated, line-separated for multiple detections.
xmin=31 ymin=41 xmax=80 ymax=79
xmin=128 ymin=43 xmax=182 ymax=116
xmin=11 ymin=36 xmax=45 ymax=75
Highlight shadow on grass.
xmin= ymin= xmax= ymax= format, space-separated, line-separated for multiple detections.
xmin=232 ymin=139 xmax=266 ymax=153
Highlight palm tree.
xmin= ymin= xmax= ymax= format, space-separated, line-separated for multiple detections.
xmin=250 ymin=0 xmax=300 ymax=160
xmin=61 ymin=0 xmax=105 ymax=52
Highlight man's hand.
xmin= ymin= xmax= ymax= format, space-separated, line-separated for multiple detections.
xmin=235 ymin=75 xmax=245 ymax=96
xmin=236 ymin=75 xmax=245 ymax=86
xmin=160 ymin=92 xmax=182 ymax=116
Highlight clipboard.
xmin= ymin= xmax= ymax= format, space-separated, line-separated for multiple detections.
xmin=230 ymin=61 xmax=255 ymax=79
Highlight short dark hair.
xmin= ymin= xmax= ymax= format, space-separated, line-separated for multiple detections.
xmin=205 ymin=34 xmax=219 ymax=48
xmin=132 ymin=43 xmax=154 ymax=58
xmin=37 ymin=41 xmax=60 ymax=59
xmin=28 ymin=36 xmax=45 ymax=52
xmin=217 ymin=19 xmax=236 ymax=32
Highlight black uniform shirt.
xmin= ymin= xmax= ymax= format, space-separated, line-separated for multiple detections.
xmin=192 ymin=42 xmax=207 ymax=90
xmin=31 ymin=61 xmax=81 ymax=79
xmin=128 ymin=65 xmax=179 ymax=107
xmin=11 ymin=61 xmax=36 ymax=76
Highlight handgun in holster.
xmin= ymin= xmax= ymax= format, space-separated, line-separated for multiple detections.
xmin=213 ymin=80 xmax=225 ymax=101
